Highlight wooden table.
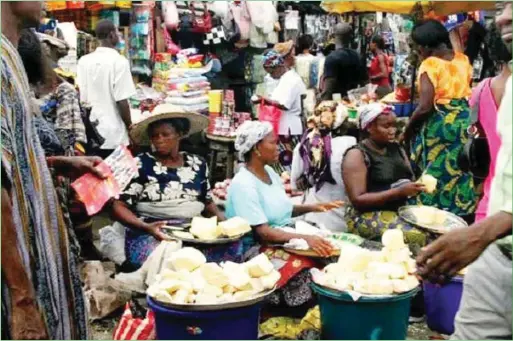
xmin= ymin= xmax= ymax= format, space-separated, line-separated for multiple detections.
xmin=206 ymin=133 xmax=236 ymax=182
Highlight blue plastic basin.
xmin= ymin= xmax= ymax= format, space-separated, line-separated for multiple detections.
xmin=147 ymin=297 xmax=262 ymax=340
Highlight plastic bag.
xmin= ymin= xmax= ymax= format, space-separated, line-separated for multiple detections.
xmin=258 ymin=100 xmax=282 ymax=134
xmin=162 ymin=1 xmax=179 ymax=30
xmin=113 ymin=303 xmax=155 ymax=340
xmin=99 ymin=223 xmax=126 ymax=265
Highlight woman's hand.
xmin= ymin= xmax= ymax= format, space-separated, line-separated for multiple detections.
xmin=304 ymin=235 xmax=334 ymax=257
xmin=312 ymin=201 xmax=344 ymax=213
xmin=398 ymin=182 xmax=425 ymax=198
xmin=48 ymin=156 xmax=107 ymax=179
xmin=144 ymin=221 xmax=172 ymax=241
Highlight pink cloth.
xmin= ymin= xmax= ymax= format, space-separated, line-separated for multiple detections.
xmin=470 ymin=78 xmax=501 ymax=221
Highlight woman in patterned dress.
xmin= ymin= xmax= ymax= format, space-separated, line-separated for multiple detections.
xmin=110 ymin=105 xmax=229 ymax=270
xmin=403 ymin=20 xmax=477 ymax=221
xmin=343 ymin=103 xmax=430 ymax=255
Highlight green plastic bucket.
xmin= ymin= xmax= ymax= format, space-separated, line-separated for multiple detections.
xmin=312 ymin=283 xmax=419 ymax=340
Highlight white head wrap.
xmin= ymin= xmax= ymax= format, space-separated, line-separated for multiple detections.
xmin=359 ymin=103 xmax=394 ymax=130
xmin=234 ymin=121 xmax=274 ymax=159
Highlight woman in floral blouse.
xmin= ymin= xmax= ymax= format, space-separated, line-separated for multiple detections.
xmin=111 ymin=105 xmax=228 ymax=269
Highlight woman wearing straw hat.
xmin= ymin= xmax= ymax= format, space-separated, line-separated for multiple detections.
xmin=110 ymin=104 xmax=233 ymax=270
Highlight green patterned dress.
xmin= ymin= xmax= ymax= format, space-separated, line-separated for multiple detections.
xmin=410 ymin=99 xmax=477 ymax=217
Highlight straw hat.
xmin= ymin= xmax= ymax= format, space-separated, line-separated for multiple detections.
xmin=273 ymin=40 xmax=294 ymax=57
xmin=129 ymin=104 xmax=209 ymax=146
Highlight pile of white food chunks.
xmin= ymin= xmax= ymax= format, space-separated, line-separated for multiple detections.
xmin=314 ymin=229 xmax=420 ymax=295
xmin=147 ymin=248 xmax=281 ymax=305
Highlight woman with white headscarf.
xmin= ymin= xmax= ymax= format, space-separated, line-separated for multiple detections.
xmin=342 ymin=103 xmax=429 ymax=255
xmin=226 ymin=120 xmax=342 ymax=310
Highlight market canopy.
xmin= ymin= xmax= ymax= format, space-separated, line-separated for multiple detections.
xmin=321 ymin=1 xmax=495 ymax=15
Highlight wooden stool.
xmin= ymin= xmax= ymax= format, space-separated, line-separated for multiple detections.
xmin=206 ymin=133 xmax=236 ymax=182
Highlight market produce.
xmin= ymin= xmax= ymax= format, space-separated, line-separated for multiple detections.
xmin=147 ymin=249 xmax=280 ymax=305
xmin=312 ymin=230 xmax=419 ymax=295
xmin=417 ymin=174 xmax=438 ymax=194
xmin=181 ymin=216 xmax=251 ymax=241
xmin=411 ymin=206 xmax=447 ymax=226
xmin=190 ymin=216 xmax=221 ymax=240
xmin=218 ymin=217 xmax=251 ymax=237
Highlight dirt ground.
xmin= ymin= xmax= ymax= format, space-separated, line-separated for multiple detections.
xmin=90 ymin=314 xmax=434 ymax=340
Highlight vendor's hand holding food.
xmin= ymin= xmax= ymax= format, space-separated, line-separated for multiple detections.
xmin=398 ymin=182 xmax=425 ymax=198
xmin=304 ymin=235 xmax=334 ymax=257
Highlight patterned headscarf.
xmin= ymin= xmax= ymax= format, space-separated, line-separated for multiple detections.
xmin=234 ymin=121 xmax=274 ymax=159
xmin=359 ymin=103 xmax=394 ymax=130
xmin=262 ymin=49 xmax=285 ymax=69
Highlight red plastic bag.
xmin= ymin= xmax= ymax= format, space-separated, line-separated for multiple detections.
xmin=113 ymin=303 xmax=155 ymax=340
xmin=258 ymin=100 xmax=282 ymax=134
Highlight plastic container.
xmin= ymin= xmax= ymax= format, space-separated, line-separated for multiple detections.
xmin=312 ymin=283 xmax=418 ymax=340
xmin=392 ymin=103 xmax=417 ymax=117
xmin=423 ymin=277 xmax=463 ymax=335
xmin=147 ymin=297 xmax=262 ymax=340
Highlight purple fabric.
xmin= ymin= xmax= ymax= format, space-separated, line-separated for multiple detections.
xmin=298 ymin=128 xmax=335 ymax=191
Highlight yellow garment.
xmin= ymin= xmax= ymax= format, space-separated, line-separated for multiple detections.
xmin=259 ymin=306 xmax=321 ymax=339
xmin=417 ymin=52 xmax=472 ymax=105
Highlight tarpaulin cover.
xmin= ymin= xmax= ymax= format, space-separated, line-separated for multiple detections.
xmin=321 ymin=1 xmax=495 ymax=15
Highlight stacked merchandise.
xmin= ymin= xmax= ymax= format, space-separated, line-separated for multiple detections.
xmin=76 ymin=31 xmax=97 ymax=59
xmin=130 ymin=3 xmax=154 ymax=77
xmin=152 ymin=49 xmax=212 ymax=113
xmin=207 ymin=90 xmax=251 ymax=137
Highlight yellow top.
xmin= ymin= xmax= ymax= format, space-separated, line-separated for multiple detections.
xmin=418 ymin=52 xmax=472 ymax=105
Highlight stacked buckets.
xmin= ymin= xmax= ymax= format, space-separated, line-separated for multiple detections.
xmin=312 ymin=283 xmax=419 ymax=340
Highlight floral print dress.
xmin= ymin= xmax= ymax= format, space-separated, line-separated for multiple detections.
xmin=121 ymin=152 xmax=243 ymax=269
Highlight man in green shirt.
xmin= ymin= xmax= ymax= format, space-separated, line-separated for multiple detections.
xmin=416 ymin=3 xmax=512 ymax=339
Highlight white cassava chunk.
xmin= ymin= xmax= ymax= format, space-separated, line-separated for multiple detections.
xmin=245 ymin=254 xmax=274 ymax=278
xmin=190 ymin=216 xmax=221 ymax=240
xmin=260 ymin=270 xmax=281 ymax=290
xmin=219 ymin=217 xmax=251 ymax=237
xmin=200 ymin=263 xmax=230 ymax=288
xmin=169 ymin=247 xmax=206 ymax=272
xmin=382 ymin=229 xmax=406 ymax=251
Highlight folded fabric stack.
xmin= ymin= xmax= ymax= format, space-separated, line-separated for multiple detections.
xmin=152 ymin=50 xmax=212 ymax=113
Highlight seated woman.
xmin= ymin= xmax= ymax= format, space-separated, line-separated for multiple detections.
xmin=110 ymin=105 xmax=233 ymax=270
xmin=226 ymin=121 xmax=342 ymax=310
xmin=342 ymin=103 xmax=428 ymax=255
xmin=291 ymin=102 xmax=357 ymax=232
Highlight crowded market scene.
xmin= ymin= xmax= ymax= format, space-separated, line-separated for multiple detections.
xmin=1 ymin=0 xmax=511 ymax=340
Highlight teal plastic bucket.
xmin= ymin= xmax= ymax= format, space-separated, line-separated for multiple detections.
xmin=312 ymin=283 xmax=419 ymax=340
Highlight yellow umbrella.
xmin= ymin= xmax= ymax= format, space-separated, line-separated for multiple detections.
xmin=321 ymin=1 xmax=495 ymax=15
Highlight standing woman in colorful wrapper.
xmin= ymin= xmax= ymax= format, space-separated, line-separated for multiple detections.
xmin=254 ymin=49 xmax=307 ymax=174
xmin=403 ymin=20 xmax=476 ymax=221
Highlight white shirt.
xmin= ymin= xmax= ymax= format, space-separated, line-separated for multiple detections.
xmin=271 ymin=69 xmax=307 ymax=136
xmin=77 ymin=47 xmax=136 ymax=149
xmin=291 ymin=136 xmax=357 ymax=232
